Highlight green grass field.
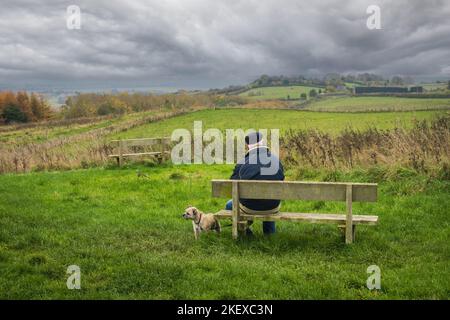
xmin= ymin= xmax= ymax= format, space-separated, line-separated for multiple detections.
xmin=421 ymin=83 xmax=448 ymax=91
xmin=110 ymin=109 xmax=442 ymax=140
xmin=306 ymin=96 xmax=450 ymax=112
xmin=0 ymin=107 xmax=449 ymax=299
xmin=0 ymin=164 xmax=448 ymax=299
xmin=239 ymin=86 xmax=322 ymax=100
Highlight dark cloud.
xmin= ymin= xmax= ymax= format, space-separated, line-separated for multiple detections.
xmin=0 ymin=0 xmax=449 ymax=90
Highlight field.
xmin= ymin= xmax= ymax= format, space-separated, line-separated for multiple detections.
xmin=239 ymin=85 xmax=322 ymax=100
xmin=305 ymin=96 xmax=450 ymax=112
xmin=0 ymin=106 xmax=449 ymax=299
xmin=110 ymin=109 xmax=441 ymax=140
xmin=0 ymin=164 xmax=449 ymax=299
xmin=421 ymin=83 xmax=448 ymax=91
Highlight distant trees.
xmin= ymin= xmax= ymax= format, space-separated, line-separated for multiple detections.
xmin=391 ymin=76 xmax=404 ymax=86
xmin=0 ymin=91 xmax=52 ymax=124
xmin=309 ymin=89 xmax=317 ymax=98
xmin=247 ymin=73 xmax=414 ymax=90
xmin=300 ymin=93 xmax=307 ymax=100
xmin=61 ymin=92 xmax=246 ymax=119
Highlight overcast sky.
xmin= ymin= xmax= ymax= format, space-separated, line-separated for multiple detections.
xmin=1 ymin=0 xmax=449 ymax=90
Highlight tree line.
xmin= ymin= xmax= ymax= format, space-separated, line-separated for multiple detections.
xmin=0 ymin=91 xmax=52 ymax=124
xmin=212 ymin=73 xmax=422 ymax=95
xmin=62 ymin=92 xmax=246 ymax=119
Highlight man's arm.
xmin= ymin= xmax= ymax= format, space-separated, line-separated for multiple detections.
xmin=230 ymin=163 xmax=241 ymax=180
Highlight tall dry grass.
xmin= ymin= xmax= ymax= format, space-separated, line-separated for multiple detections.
xmin=281 ymin=115 xmax=450 ymax=173
xmin=1 ymin=111 xmax=449 ymax=175
xmin=0 ymin=110 xmax=189 ymax=173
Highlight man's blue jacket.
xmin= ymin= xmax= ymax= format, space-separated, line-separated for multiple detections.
xmin=230 ymin=146 xmax=285 ymax=211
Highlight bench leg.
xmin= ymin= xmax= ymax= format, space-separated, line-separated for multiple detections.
xmin=231 ymin=181 xmax=240 ymax=240
xmin=339 ymin=225 xmax=356 ymax=242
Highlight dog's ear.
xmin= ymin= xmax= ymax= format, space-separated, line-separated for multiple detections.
xmin=191 ymin=207 xmax=198 ymax=215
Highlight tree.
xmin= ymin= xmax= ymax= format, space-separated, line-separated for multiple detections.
xmin=309 ymin=89 xmax=317 ymax=98
xmin=391 ymin=76 xmax=404 ymax=86
xmin=16 ymin=91 xmax=33 ymax=121
xmin=300 ymin=93 xmax=307 ymax=100
xmin=2 ymin=104 xmax=27 ymax=123
xmin=30 ymin=93 xmax=52 ymax=120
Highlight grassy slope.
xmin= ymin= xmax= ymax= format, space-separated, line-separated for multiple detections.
xmin=0 ymin=110 xmax=159 ymax=145
xmin=306 ymin=96 xmax=450 ymax=112
xmin=0 ymin=164 xmax=448 ymax=299
xmin=110 ymin=109 xmax=442 ymax=140
xmin=422 ymin=83 xmax=448 ymax=91
xmin=239 ymin=86 xmax=321 ymax=100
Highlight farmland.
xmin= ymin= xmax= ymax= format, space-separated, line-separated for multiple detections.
xmin=0 ymin=108 xmax=446 ymax=174
xmin=239 ymin=85 xmax=322 ymax=100
xmin=110 ymin=109 xmax=441 ymax=140
xmin=305 ymin=96 xmax=450 ymax=112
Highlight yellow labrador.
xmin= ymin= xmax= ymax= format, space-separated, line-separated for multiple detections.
xmin=182 ymin=206 xmax=221 ymax=239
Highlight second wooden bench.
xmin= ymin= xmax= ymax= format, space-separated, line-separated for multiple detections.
xmin=109 ymin=137 xmax=171 ymax=166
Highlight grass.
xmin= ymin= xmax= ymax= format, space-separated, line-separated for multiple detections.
xmin=421 ymin=83 xmax=448 ymax=91
xmin=110 ymin=109 xmax=443 ymax=140
xmin=239 ymin=86 xmax=322 ymax=100
xmin=0 ymin=110 xmax=159 ymax=145
xmin=306 ymin=96 xmax=450 ymax=112
xmin=0 ymin=163 xmax=448 ymax=299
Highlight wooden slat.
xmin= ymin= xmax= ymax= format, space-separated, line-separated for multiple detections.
xmin=345 ymin=184 xmax=353 ymax=244
xmin=110 ymin=137 xmax=170 ymax=148
xmin=212 ymin=179 xmax=377 ymax=202
xmin=214 ymin=210 xmax=378 ymax=225
xmin=108 ymin=152 xmax=167 ymax=158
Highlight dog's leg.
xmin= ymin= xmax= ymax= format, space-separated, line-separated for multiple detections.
xmin=215 ymin=220 xmax=221 ymax=233
xmin=192 ymin=221 xmax=199 ymax=240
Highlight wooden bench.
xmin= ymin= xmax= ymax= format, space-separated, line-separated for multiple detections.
xmin=109 ymin=138 xmax=171 ymax=166
xmin=212 ymin=179 xmax=378 ymax=244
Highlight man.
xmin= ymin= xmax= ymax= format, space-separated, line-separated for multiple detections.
xmin=225 ymin=131 xmax=284 ymax=236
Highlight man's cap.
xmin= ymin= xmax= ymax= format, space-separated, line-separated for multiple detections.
xmin=245 ymin=131 xmax=263 ymax=145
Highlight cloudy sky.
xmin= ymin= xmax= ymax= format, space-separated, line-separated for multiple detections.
xmin=1 ymin=0 xmax=449 ymax=90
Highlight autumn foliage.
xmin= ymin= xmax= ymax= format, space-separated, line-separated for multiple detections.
xmin=0 ymin=91 xmax=52 ymax=124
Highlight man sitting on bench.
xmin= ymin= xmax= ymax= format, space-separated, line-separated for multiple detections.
xmin=225 ymin=131 xmax=285 ymax=236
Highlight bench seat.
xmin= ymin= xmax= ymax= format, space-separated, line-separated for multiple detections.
xmin=215 ymin=210 xmax=378 ymax=225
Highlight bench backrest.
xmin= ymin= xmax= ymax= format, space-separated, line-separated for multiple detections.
xmin=110 ymin=137 xmax=171 ymax=148
xmin=212 ymin=179 xmax=377 ymax=202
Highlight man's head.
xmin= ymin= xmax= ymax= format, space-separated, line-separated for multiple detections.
xmin=245 ymin=131 xmax=265 ymax=150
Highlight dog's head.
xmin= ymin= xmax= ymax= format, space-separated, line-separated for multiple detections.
xmin=182 ymin=206 xmax=199 ymax=220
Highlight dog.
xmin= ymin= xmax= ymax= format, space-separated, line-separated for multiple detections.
xmin=182 ymin=206 xmax=221 ymax=239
